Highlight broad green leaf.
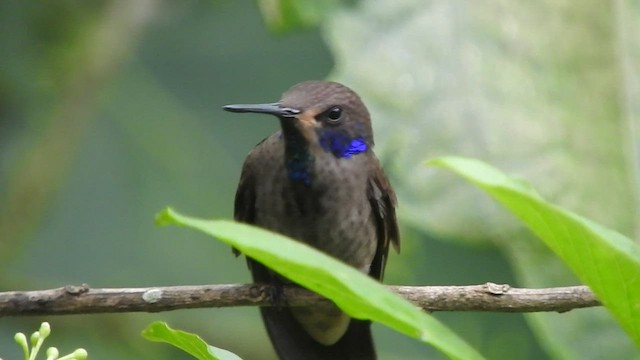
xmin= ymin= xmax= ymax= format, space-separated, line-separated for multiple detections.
xmin=142 ymin=321 xmax=242 ymax=360
xmin=156 ymin=208 xmax=484 ymax=360
xmin=430 ymin=156 xmax=640 ymax=346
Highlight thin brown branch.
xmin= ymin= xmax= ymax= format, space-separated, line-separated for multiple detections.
xmin=0 ymin=283 xmax=599 ymax=317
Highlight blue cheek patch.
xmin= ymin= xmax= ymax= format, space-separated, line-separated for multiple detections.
xmin=319 ymin=131 xmax=368 ymax=159
xmin=344 ymin=138 xmax=368 ymax=158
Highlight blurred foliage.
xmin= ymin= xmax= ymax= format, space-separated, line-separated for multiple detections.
xmin=256 ymin=0 xmax=341 ymax=32
xmin=327 ymin=1 xmax=640 ymax=359
xmin=1 ymin=0 xmax=637 ymax=359
xmin=1 ymin=1 xmax=333 ymax=359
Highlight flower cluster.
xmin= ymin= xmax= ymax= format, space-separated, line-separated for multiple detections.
xmin=13 ymin=322 xmax=87 ymax=360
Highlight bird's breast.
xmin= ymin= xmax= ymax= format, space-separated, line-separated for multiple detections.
xmin=251 ymin=140 xmax=377 ymax=271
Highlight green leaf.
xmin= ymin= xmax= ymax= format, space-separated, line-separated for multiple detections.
xmin=430 ymin=156 xmax=640 ymax=346
xmin=155 ymin=208 xmax=485 ymax=360
xmin=256 ymin=0 xmax=341 ymax=32
xmin=142 ymin=321 xmax=242 ymax=360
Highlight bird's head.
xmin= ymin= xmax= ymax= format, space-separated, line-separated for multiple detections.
xmin=224 ymin=81 xmax=373 ymax=159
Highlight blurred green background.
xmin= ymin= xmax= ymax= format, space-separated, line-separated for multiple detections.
xmin=1 ymin=1 xmax=639 ymax=359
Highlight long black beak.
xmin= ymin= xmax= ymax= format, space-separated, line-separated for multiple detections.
xmin=223 ymin=103 xmax=300 ymax=118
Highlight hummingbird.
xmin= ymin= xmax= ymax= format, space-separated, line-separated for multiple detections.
xmin=224 ymin=80 xmax=400 ymax=360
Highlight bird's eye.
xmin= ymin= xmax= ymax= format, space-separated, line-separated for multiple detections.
xmin=326 ymin=106 xmax=343 ymax=123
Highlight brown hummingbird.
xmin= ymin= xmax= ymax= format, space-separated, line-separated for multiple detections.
xmin=224 ymin=80 xmax=400 ymax=360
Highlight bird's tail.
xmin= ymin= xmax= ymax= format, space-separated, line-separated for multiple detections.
xmin=261 ymin=307 xmax=376 ymax=360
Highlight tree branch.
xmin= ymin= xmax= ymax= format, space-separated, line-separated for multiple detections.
xmin=0 ymin=283 xmax=598 ymax=317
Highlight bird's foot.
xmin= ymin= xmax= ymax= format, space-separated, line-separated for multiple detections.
xmin=267 ymin=276 xmax=289 ymax=310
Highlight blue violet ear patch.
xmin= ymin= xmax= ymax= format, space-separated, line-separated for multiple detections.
xmin=319 ymin=131 xmax=368 ymax=159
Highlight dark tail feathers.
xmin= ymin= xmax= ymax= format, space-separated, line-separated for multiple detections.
xmin=261 ymin=307 xmax=376 ymax=360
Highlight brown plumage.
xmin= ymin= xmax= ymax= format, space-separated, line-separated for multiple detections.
xmin=225 ymin=81 xmax=399 ymax=360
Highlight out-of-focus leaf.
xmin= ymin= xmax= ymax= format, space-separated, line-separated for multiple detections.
xmin=326 ymin=1 xmax=640 ymax=358
xmin=431 ymin=156 xmax=640 ymax=347
xmin=258 ymin=0 xmax=340 ymax=32
xmin=156 ymin=208 xmax=485 ymax=360
xmin=327 ymin=1 xmax=638 ymax=242
xmin=256 ymin=0 xmax=340 ymax=32
xmin=142 ymin=321 xmax=242 ymax=360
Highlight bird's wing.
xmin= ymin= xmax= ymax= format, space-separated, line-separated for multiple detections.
xmin=233 ymin=163 xmax=256 ymax=224
xmin=232 ymin=154 xmax=258 ymax=258
xmin=367 ymin=162 xmax=400 ymax=281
